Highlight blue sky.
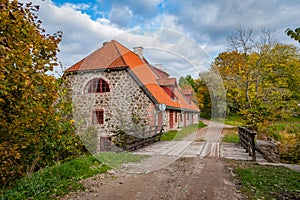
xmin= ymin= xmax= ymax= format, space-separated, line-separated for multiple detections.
xmin=24 ymin=0 xmax=300 ymax=78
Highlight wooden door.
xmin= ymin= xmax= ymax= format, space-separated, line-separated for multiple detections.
xmin=158 ymin=111 xmax=163 ymax=128
xmin=169 ymin=110 xmax=174 ymax=129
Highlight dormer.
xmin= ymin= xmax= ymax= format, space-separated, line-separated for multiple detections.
xmin=181 ymin=89 xmax=193 ymax=103
xmin=157 ymin=78 xmax=177 ymax=100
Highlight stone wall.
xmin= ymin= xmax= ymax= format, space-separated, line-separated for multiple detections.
xmin=163 ymin=110 xmax=198 ymax=130
xmin=66 ymin=69 xmax=154 ymax=137
xmin=256 ymin=140 xmax=280 ymax=162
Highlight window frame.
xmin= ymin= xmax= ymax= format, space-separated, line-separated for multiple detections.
xmin=85 ymin=78 xmax=110 ymax=93
xmin=92 ymin=110 xmax=104 ymax=125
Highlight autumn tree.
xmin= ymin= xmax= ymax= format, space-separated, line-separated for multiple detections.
xmin=179 ymin=75 xmax=209 ymax=112
xmin=0 ymin=1 xmax=84 ymax=186
xmin=214 ymin=26 xmax=300 ymax=127
xmin=179 ymin=73 xmax=225 ymax=119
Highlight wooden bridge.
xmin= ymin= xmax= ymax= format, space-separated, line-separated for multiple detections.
xmin=100 ymin=126 xmax=164 ymax=151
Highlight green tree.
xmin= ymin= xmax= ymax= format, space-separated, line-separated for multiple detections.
xmin=178 ymin=76 xmax=192 ymax=89
xmin=194 ymin=75 xmax=211 ymax=117
xmin=286 ymin=27 xmax=300 ymax=43
xmin=0 ymin=1 xmax=84 ymax=186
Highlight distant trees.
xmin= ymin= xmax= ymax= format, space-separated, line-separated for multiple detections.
xmin=213 ymin=27 xmax=300 ymax=127
xmin=183 ymin=26 xmax=300 ymax=127
xmin=0 ymin=1 xmax=84 ymax=186
xmin=179 ymin=76 xmax=211 ymax=115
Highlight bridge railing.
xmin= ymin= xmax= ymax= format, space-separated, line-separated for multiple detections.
xmin=237 ymin=126 xmax=256 ymax=161
xmin=109 ymin=125 xmax=164 ymax=151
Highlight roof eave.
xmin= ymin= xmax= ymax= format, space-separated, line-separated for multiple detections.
xmin=65 ymin=66 xmax=128 ymax=75
xmin=126 ymin=68 xmax=159 ymax=105
xmin=165 ymin=106 xmax=200 ymax=112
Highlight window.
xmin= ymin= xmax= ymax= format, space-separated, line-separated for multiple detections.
xmin=162 ymin=86 xmax=175 ymax=99
xmin=93 ymin=110 xmax=104 ymax=124
xmin=85 ymin=78 xmax=110 ymax=93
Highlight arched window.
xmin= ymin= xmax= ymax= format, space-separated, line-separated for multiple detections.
xmin=85 ymin=78 xmax=110 ymax=93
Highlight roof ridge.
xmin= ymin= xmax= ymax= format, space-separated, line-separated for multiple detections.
xmin=111 ymin=40 xmax=129 ymax=67
xmin=152 ymin=65 xmax=169 ymax=76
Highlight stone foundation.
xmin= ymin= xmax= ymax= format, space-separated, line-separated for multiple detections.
xmin=256 ymin=140 xmax=280 ymax=162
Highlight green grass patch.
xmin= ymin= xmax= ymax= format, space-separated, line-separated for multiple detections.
xmin=229 ymin=161 xmax=300 ymax=199
xmin=277 ymin=116 xmax=300 ymax=123
xmin=161 ymin=121 xmax=206 ymax=141
xmin=224 ymin=115 xmax=245 ymax=126
xmin=160 ymin=130 xmax=178 ymax=141
xmin=95 ymin=152 xmax=147 ymax=168
xmin=211 ymin=115 xmax=245 ymax=126
xmin=1 ymin=154 xmax=109 ymax=199
xmin=1 ymin=152 xmax=145 ymax=199
xmin=222 ymin=128 xmax=239 ymax=143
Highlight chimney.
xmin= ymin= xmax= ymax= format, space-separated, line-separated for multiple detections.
xmin=155 ymin=64 xmax=163 ymax=70
xmin=133 ymin=46 xmax=143 ymax=58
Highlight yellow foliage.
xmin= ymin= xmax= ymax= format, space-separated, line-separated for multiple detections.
xmin=0 ymin=1 xmax=84 ymax=187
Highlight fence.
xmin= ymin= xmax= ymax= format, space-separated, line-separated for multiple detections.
xmin=237 ymin=126 xmax=256 ymax=161
xmin=106 ymin=125 xmax=164 ymax=151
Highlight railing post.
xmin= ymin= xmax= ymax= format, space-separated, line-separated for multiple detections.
xmin=238 ymin=126 xmax=257 ymax=162
xmin=251 ymin=131 xmax=256 ymax=162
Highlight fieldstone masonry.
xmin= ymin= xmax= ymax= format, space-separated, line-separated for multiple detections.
xmin=66 ymin=69 xmax=155 ymax=137
xmin=256 ymin=140 xmax=280 ymax=162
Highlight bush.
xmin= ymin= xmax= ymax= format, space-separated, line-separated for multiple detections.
xmin=258 ymin=122 xmax=300 ymax=164
xmin=0 ymin=2 xmax=87 ymax=187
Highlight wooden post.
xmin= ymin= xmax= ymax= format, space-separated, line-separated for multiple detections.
xmin=251 ymin=131 xmax=256 ymax=162
xmin=238 ymin=126 xmax=257 ymax=162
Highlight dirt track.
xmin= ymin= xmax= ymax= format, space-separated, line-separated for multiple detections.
xmin=59 ymin=156 xmax=242 ymax=200
xmin=59 ymin=120 xmax=245 ymax=200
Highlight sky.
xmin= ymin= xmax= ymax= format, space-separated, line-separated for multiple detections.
xmin=24 ymin=0 xmax=300 ymax=78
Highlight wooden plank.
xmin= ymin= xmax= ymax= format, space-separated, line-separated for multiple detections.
xmin=238 ymin=126 xmax=256 ymax=161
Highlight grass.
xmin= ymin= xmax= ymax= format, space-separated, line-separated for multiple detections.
xmin=1 ymin=152 xmax=145 ymax=200
xmin=224 ymin=115 xmax=245 ymax=126
xmin=228 ymin=160 xmax=300 ymax=199
xmin=222 ymin=128 xmax=239 ymax=143
xmin=95 ymin=152 xmax=147 ymax=168
xmin=209 ymin=115 xmax=245 ymax=126
xmin=160 ymin=121 xmax=207 ymax=141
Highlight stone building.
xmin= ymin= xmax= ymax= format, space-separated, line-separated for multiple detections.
xmin=65 ymin=40 xmax=200 ymax=138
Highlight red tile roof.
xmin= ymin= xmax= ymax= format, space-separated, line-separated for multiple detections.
xmin=181 ymin=89 xmax=193 ymax=95
xmin=157 ymin=78 xmax=177 ymax=87
xmin=150 ymin=65 xmax=169 ymax=78
xmin=66 ymin=41 xmax=127 ymax=72
xmin=66 ymin=40 xmax=199 ymax=112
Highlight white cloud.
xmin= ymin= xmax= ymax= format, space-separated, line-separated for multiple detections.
xmin=101 ymin=0 xmax=163 ymax=17
xmin=111 ymin=28 xmax=211 ymax=78
xmin=26 ymin=0 xmax=124 ymax=74
xmin=62 ymin=2 xmax=91 ymax=11
xmin=109 ymin=5 xmax=133 ymax=27
xmin=23 ymin=0 xmax=209 ymax=78
xmin=20 ymin=0 xmax=300 ymax=78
